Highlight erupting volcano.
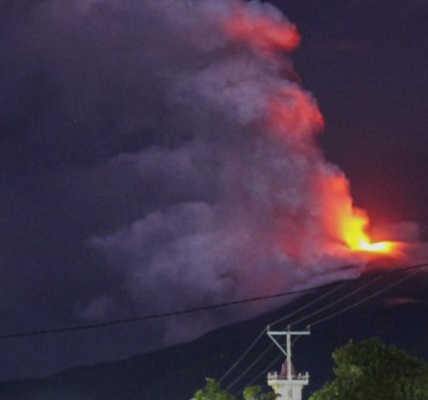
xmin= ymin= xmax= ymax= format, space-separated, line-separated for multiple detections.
xmin=222 ymin=2 xmax=398 ymax=260
xmin=88 ymin=0 xmax=412 ymax=352
xmin=1 ymin=0 xmax=427 ymax=383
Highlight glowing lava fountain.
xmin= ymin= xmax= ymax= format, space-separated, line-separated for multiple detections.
xmin=342 ymin=209 xmax=396 ymax=255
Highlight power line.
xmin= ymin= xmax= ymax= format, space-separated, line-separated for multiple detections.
xmin=232 ymin=337 xmax=301 ymax=394
xmin=233 ymin=351 xmax=282 ymax=397
xmin=269 ymin=281 xmax=348 ymax=327
xmin=1 ymin=261 xmax=427 ymax=341
xmin=222 ymin=268 xmax=423 ymax=391
xmin=219 ymin=329 xmax=266 ymax=384
xmin=219 ymin=279 xmax=349 ymax=384
xmin=220 ymin=277 xmax=381 ymax=389
xmin=225 ymin=343 xmax=274 ymax=392
xmin=234 ymin=351 xmax=283 ymax=397
xmin=285 ymin=274 xmax=383 ymax=329
xmin=310 ymin=268 xmax=422 ymax=327
xmin=218 ymin=262 xmax=428 ymax=386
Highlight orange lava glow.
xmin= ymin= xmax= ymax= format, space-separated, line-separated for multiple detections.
xmin=341 ymin=208 xmax=396 ymax=254
xmin=320 ymin=173 xmax=397 ymax=257
xmin=223 ymin=7 xmax=300 ymax=53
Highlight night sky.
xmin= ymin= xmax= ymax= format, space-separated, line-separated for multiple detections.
xmin=1 ymin=0 xmax=428 ymax=382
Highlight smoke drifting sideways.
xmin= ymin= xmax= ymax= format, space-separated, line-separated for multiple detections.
xmin=0 ymin=0 xmax=423 ymax=380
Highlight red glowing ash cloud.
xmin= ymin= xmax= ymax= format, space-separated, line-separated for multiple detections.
xmin=223 ymin=5 xmax=300 ymax=53
xmin=269 ymin=87 xmax=325 ymax=141
xmin=223 ymin=4 xmax=398 ymax=258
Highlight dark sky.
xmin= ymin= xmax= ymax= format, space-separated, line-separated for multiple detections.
xmin=0 ymin=0 xmax=428 ymax=381
xmin=288 ymin=0 xmax=428 ymax=227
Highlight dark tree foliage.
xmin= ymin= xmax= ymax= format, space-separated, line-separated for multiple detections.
xmin=310 ymin=338 xmax=428 ymax=400
xmin=191 ymin=379 xmax=277 ymax=400
xmin=243 ymin=385 xmax=278 ymax=400
xmin=192 ymin=378 xmax=237 ymax=400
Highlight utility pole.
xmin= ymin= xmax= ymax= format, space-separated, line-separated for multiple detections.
xmin=266 ymin=325 xmax=310 ymax=400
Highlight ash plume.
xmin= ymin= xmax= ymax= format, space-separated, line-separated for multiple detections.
xmin=86 ymin=0 xmax=369 ymax=344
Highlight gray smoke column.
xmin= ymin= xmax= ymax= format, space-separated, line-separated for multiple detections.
xmin=83 ymin=0 xmax=374 ymax=345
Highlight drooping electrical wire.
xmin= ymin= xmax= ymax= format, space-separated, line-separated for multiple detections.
xmin=0 ymin=262 xmax=427 ymax=341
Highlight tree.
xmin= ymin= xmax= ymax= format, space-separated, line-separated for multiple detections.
xmin=243 ymin=386 xmax=278 ymax=400
xmin=192 ymin=378 xmax=237 ymax=400
xmin=310 ymin=338 xmax=428 ymax=400
xmin=191 ymin=379 xmax=277 ymax=400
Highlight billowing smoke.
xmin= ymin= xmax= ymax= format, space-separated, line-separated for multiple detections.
xmin=85 ymin=0 xmax=371 ymax=344
xmin=0 ymin=0 xmax=420 ymax=380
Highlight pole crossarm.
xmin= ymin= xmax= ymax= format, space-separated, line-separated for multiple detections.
xmin=266 ymin=326 xmax=310 ymax=379
xmin=268 ymin=330 xmax=310 ymax=335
